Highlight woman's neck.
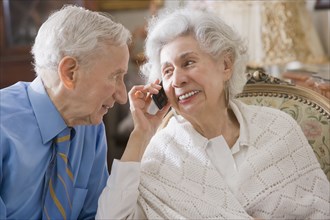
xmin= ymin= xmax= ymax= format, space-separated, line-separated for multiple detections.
xmin=190 ymin=107 xmax=240 ymax=145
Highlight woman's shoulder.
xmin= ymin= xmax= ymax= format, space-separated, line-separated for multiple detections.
xmin=147 ymin=114 xmax=208 ymax=155
xmin=233 ymin=99 xmax=299 ymax=129
xmin=153 ymin=115 xmax=200 ymax=142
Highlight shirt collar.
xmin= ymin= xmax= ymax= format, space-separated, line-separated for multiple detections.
xmin=27 ymin=77 xmax=67 ymax=144
xmin=229 ymin=99 xmax=252 ymax=148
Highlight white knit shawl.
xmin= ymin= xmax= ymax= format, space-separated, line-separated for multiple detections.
xmin=138 ymin=100 xmax=330 ymax=219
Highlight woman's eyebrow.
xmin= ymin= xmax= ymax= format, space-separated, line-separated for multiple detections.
xmin=180 ymin=51 xmax=197 ymax=59
xmin=161 ymin=62 xmax=171 ymax=69
xmin=161 ymin=51 xmax=198 ymax=68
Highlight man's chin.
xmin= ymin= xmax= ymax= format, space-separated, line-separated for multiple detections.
xmin=89 ymin=115 xmax=104 ymax=125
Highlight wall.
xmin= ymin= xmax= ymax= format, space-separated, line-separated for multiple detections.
xmin=101 ymin=9 xmax=150 ymax=170
xmin=306 ymin=1 xmax=330 ymax=57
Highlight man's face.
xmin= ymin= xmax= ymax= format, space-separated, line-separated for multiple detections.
xmin=71 ymin=44 xmax=130 ymax=125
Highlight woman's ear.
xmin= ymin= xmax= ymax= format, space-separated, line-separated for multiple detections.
xmin=58 ymin=56 xmax=78 ymax=89
xmin=223 ymin=53 xmax=234 ymax=81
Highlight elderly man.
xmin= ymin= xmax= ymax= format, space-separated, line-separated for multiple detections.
xmin=0 ymin=5 xmax=131 ymax=219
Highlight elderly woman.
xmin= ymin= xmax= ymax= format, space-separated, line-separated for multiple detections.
xmin=96 ymin=9 xmax=330 ymax=219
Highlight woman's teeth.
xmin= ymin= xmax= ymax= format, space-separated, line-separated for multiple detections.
xmin=178 ymin=91 xmax=199 ymax=101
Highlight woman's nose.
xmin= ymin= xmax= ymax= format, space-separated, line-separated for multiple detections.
xmin=172 ymin=68 xmax=187 ymax=88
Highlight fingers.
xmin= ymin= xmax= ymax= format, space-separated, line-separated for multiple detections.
xmin=134 ymin=90 xmax=144 ymax=99
xmin=128 ymin=81 xmax=164 ymax=114
xmin=144 ymin=82 xmax=162 ymax=95
xmin=129 ymin=81 xmax=163 ymax=103
xmin=128 ymin=81 xmax=172 ymax=137
xmin=130 ymin=82 xmax=161 ymax=97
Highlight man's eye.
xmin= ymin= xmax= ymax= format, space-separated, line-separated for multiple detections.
xmin=109 ymin=74 xmax=120 ymax=81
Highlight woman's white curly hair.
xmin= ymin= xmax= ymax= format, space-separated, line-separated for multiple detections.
xmin=141 ymin=8 xmax=249 ymax=98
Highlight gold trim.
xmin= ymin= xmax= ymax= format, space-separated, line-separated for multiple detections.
xmin=246 ymin=70 xmax=292 ymax=85
xmin=239 ymin=70 xmax=330 ymax=119
xmin=98 ymin=0 xmax=163 ymax=11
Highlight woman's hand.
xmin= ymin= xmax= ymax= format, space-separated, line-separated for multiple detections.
xmin=129 ymin=80 xmax=170 ymax=135
xmin=121 ymin=80 xmax=171 ymax=162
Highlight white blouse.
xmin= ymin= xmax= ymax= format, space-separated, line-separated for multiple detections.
xmin=206 ymin=135 xmax=247 ymax=193
xmin=96 ymin=131 xmax=248 ymax=219
xmin=96 ymin=120 xmax=247 ymax=219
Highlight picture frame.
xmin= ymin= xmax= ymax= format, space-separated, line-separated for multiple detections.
xmin=1 ymin=0 xmax=83 ymax=56
xmin=315 ymin=0 xmax=330 ymax=10
xmin=97 ymin=0 xmax=163 ymax=11
xmin=0 ymin=0 xmax=84 ymax=88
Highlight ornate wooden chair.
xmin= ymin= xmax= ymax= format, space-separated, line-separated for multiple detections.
xmin=236 ymin=71 xmax=330 ymax=181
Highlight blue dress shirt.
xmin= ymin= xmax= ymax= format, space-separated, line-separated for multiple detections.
xmin=0 ymin=77 xmax=109 ymax=219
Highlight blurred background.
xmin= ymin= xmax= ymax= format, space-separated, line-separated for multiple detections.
xmin=1 ymin=0 xmax=329 ymax=171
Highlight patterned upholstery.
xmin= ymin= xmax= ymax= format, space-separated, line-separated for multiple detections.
xmin=236 ymin=71 xmax=330 ymax=181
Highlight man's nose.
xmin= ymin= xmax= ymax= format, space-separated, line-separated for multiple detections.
xmin=114 ymin=81 xmax=128 ymax=105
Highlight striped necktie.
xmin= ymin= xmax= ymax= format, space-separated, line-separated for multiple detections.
xmin=43 ymin=128 xmax=74 ymax=220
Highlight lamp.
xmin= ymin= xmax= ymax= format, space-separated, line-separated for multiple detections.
xmin=259 ymin=1 xmax=327 ymax=68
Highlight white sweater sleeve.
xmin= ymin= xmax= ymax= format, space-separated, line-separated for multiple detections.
xmin=96 ymin=159 xmax=146 ymax=219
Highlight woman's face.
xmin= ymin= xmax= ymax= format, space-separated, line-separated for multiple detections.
xmin=160 ymin=35 xmax=231 ymax=122
xmin=71 ymin=44 xmax=129 ymax=125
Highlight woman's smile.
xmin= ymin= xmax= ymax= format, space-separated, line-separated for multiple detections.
xmin=178 ymin=90 xmax=200 ymax=101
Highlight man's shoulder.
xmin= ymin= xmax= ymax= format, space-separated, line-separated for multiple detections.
xmin=1 ymin=81 xmax=30 ymax=93
xmin=0 ymin=82 xmax=41 ymax=144
xmin=1 ymin=81 xmax=31 ymax=107
xmin=1 ymin=82 xmax=34 ymax=123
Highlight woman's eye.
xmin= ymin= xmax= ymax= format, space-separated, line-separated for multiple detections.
xmin=163 ymin=68 xmax=173 ymax=76
xmin=185 ymin=60 xmax=194 ymax=66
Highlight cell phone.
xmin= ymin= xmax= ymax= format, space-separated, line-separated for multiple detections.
xmin=147 ymin=81 xmax=168 ymax=115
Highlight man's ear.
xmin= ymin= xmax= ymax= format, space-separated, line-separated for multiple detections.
xmin=58 ymin=56 xmax=79 ymax=89
xmin=223 ymin=53 xmax=234 ymax=81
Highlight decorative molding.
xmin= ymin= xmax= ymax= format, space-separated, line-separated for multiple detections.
xmin=246 ymin=71 xmax=292 ymax=85
xmin=237 ymin=71 xmax=330 ymax=120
